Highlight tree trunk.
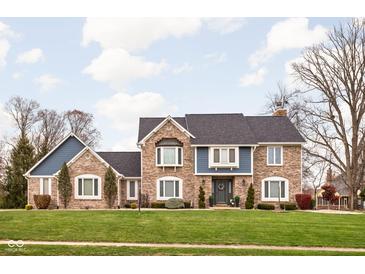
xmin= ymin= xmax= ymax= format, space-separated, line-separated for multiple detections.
xmin=351 ymin=189 xmax=358 ymax=210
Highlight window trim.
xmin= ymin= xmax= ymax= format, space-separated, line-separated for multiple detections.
xmin=261 ymin=176 xmax=289 ymax=202
xmin=155 ymin=147 xmax=183 ymax=167
xmin=209 ymin=147 xmax=239 ymax=168
xmin=127 ymin=180 xmax=139 ymax=200
xmin=39 ymin=177 xmax=52 ymax=195
xmin=156 ymin=176 xmax=183 ymax=200
xmin=267 ymin=146 xmax=283 ymax=166
xmin=74 ymin=174 xmax=102 ymax=200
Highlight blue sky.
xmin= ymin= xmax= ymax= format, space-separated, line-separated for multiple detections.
xmin=0 ymin=17 xmax=348 ymax=150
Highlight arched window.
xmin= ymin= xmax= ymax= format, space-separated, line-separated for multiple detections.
xmin=156 ymin=176 xmax=183 ymax=200
xmin=75 ymin=174 xmax=101 ymax=200
xmin=261 ymin=176 xmax=289 ymax=202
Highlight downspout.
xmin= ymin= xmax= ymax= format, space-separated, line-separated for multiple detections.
xmin=251 ymin=145 xmax=257 ymax=199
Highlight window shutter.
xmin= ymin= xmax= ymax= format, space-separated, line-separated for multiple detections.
xmin=94 ymin=179 xmax=98 ymax=196
xmin=264 ymin=181 xmax=269 ymax=198
xmin=78 ymin=179 xmax=83 ymax=195
xmin=178 ymin=148 xmax=182 ymax=165
xmin=175 ymin=181 xmax=179 ymax=197
xmin=159 ymin=180 xmax=164 ymax=197
xmin=157 ymin=148 xmax=161 ymax=165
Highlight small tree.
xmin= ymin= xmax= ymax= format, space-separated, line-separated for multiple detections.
xmin=198 ymin=185 xmax=205 ymax=208
xmin=57 ymin=162 xmax=71 ymax=208
xmin=321 ymin=184 xmax=338 ymax=209
xmin=104 ymin=166 xmax=117 ymax=208
xmin=245 ymin=183 xmax=255 ymax=209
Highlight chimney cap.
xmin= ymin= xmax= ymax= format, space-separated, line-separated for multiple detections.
xmin=272 ymin=108 xmax=288 ymax=116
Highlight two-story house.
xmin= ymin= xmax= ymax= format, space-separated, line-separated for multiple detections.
xmin=24 ymin=109 xmax=305 ymax=209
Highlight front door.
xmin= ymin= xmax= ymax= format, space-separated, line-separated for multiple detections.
xmin=213 ymin=179 xmax=232 ymax=205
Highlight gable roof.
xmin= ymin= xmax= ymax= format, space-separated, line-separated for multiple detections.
xmin=97 ymin=152 xmax=141 ymax=177
xmin=25 ymin=134 xmax=86 ymax=176
xmin=138 ymin=117 xmax=187 ymax=142
xmin=138 ymin=113 xmax=305 ymax=145
xmin=246 ymin=116 xmax=305 ymax=143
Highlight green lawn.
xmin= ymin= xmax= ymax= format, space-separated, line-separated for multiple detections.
xmin=1 ymin=244 xmax=364 ymax=256
xmin=0 ymin=210 xmax=365 ymax=248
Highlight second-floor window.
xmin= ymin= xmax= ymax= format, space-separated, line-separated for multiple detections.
xmin=267 ymin=146 xmax=283 ymax=165
xmin=156 ymin=147 xmax=183 ymax=167
xmin=209 ymin=147 xmax=239 ymax=167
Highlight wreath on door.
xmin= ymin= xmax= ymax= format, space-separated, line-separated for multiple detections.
xmin=218 ymin=183 xmax=225 ymax=191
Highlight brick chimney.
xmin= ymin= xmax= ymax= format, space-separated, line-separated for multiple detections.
xmin=272 ymin=108 xmax=288 ymax=117
xmin=326 ymin=167 xmax=333 ymax=184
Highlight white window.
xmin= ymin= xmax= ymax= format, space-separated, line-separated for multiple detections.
xmin=157 ymin=176 xmax=183 ymax=200
xmin=261 ymin=177 xmax=289 ymax=201
xmin=156 ymin=147 xmax=183 ymax=167
xmin=75 ymin=175 xmax=101 ymax=200
xmin=209 ymin=147 xmax=239 ymax=167
xmin=40 ymin=178 xmax=51 ymax=195
xmin=267 ymin=146 xmax=283 ymax=165
xmin=127 ymin=180 xmax=139 ymax=200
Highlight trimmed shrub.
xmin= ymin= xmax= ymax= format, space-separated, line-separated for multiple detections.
xmin=130 ymin=202 xmax=137 ymax=209
xmin=257 ymin=203 xmax=275 ymax=210
xmin=295 ymin=194 xmax=312 ymax=210
xmin=25 ymin=204 xmax=33 ymax=210
xmin=184 ymin=201 xmax=191 ymax=208
xmin=234 ymin=196 xmax=240 ymax=207
xmin=124 ymin=203 xmax=131 ymax=208
xmin=151 ymin=202 xmax=165 ymax=208
xmin=280 ymin=203 xmax=297 ymax=210
xmin=208 ymin=195 xmax=214 ymax=207
xmin=245 ymin=183 xmax=255 ymax=209
xmin=165 ymin=198 xmax=184 ymax=209
xmin=198 ymin=185 xmax=206 ymax=208
xmin=33 ymin=195 xmax=51 ymax=209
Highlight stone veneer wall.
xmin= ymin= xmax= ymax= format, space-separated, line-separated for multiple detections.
xmin=28 ymin=177 xmax=58 ymax=209
xmin=141 ymin=120 xmax=200 ymax=206
xmin=252 ymin=145 xmax=302 ymax=204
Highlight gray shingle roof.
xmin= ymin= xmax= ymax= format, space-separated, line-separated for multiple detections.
xmin=97 ymin=152 xmax=141 ymax=177
xmin=138 ymin=117 xmax=187 ymax=142
xmin=186 ymin=113 xmax=257 ymax=145
xmin=138 ymin=114 xmax=305 ymax=145
xmin=246 ymin=116 xmax=305 ymax=143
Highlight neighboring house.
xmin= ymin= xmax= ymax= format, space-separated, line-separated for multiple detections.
xmin=24 ymin=108 xmax=305 ymax=209
xmin=316 ymin=168 xmax=364 ymax=210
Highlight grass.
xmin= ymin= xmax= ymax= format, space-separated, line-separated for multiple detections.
xmin=0 ymin=210 xmax=365 ymax=248
xmin=1 ymin=244 xmax=365 ymax=256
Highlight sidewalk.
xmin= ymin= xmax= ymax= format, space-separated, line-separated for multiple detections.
xmin=1 ymin=240 xmax=365 ymax=253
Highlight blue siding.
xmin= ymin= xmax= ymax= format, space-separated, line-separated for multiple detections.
xmin=196 ymin=147 xmax=252 ymax=174
xmin=30 ymin=136 xmax=85 ymax=176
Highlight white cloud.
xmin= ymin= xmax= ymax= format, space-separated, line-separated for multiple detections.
xmin=96 ymin=92 xmax=177 ymax=133
xmin=204 ymin=52 xmax=227 ymax=64
xmin=12 ymin=72 xmax=21 ymax=79
xmin=172 ymin=62 xmax=193 ymax=75
xmin=205 ymin=18 xmax=246 ymax=34
xmin=34 ymin=74 xmax=61 ymax=91
xmin=83 ymin=48 xmax=167 ymax=90
xmin=82 ymin=18 xmax=202 ymax=52
xmin=0 ymin=21 xmax=16 ymax=70
xmin=249 ymin=18 xmax=328 ymax=66
xmin=16 ymin=48 xmax=44 ymax=64
xmin=239 ymin=67 xmax=267 ymax=87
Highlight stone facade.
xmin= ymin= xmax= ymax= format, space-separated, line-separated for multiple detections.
xmin=252 ymin=145 xmax=302 ymax=205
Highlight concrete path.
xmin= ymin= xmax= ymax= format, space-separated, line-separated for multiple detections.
xmin=1 ymin=240 xmax=365 ymax=253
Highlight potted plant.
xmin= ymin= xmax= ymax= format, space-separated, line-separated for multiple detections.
xmin=234 ymin=196 xmax=240 ymax=207
xmin=229 ymin=198 xmax=235 ymax=207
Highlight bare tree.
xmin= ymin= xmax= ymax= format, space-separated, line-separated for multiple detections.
xmin=292 ymin=19 xmax=365 ymax=210
xmin=64 ymin=109 xmax=101 ymax=148
xmin=33 ymin=109 xmax=66 ymax=159
xmin=5 ymin=96 xmax=39 ymax=138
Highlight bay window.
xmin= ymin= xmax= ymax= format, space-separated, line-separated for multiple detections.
xmin=156 ymin=147 xmax=183 ymax=166
xmin=261 ymin=177 xmax=289 ymax=201
xmin=157 ymin=176 xmax=183 ymax=200
xmin=75 ymin=175 xmax=101 ymax=199
xmin=209 ymin=147 xmax=239 ymax=167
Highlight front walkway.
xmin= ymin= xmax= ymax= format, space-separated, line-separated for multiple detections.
xmin=1 ymin=240 xmax=365 ymax=253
